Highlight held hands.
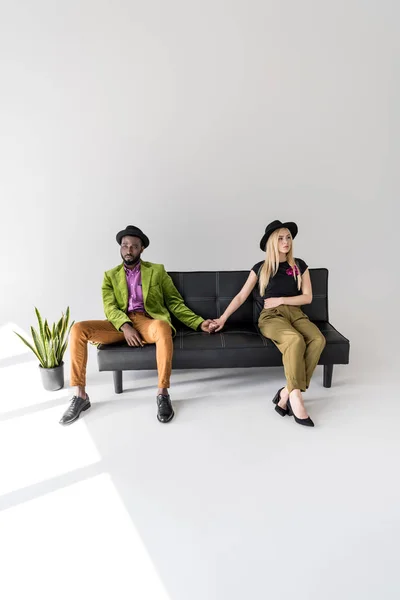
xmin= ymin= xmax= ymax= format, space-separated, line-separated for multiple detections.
xmin=199 ymin=318 xmax=225 ymax=333
xmin=207 ymin=317 xmax=226 ymax=333
xmin=200 ymin=319 xmax=218 ymax=333
xmin=264 ymin=297 xmax=283 ymax=309
xmin=121 ymin=323 xmax=144 ymax=347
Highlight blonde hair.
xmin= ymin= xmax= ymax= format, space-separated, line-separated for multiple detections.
xmin=258 ymin=229 xmax=302 ymax=296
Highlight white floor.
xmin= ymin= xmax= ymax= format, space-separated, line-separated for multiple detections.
xmin=1 ymin=350 xmax=399 ymax=600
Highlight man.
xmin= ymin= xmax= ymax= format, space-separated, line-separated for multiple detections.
xmin=60 ymin=225 xmax=214 ymax=425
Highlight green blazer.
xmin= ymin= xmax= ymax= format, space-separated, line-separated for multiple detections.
xmin=102 ymin=261 xmax=204 ymax=335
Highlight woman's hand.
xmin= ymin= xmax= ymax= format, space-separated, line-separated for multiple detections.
xmin=208 ymin=317 xmax=226 ymax=332
xmin=264 ymin=297 xmax=283 ymax=309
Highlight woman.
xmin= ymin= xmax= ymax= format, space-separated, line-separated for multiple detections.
xmin=211 ymin=220 xmax=326 ymax=427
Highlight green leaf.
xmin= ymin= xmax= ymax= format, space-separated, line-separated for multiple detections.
xmin=35 ymin=307 xmax=45 ymax=343
xmin=67 ymin=320 xmax=75 ymax=337
xmin=56 ymin=315 xmax=63 ymax=337
xmin=60 ymin=308 xmax=70 ymax=342
xmin=31 ymin=326 xmax=47 ymax=367
xmin=13 ymin=331 xmax=44 ymax=365
xmin=41 ymin=320 xmax=51 ymax=363
xmin=49 ymin=341 xmax=57 ymax=367
xmin=54 ymin=338 xmax=60 ymax=363
xmin=59 ymin=340 xmax=68 ymax=361
xmin=44 ymin=320 xmax=51 ymax=341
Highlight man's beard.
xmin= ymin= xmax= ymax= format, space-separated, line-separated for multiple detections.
xmin=121 ymin=252 xmax=139 ymax=266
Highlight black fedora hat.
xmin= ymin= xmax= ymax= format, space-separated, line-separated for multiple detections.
xmin=259 ymin=220 xmax=298 ymax=251
xmin=116 ymin=225 xmax=150 ymax=248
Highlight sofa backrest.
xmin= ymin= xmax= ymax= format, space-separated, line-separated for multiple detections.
xmin=301 ymin=268 xmax=329 ymax=322
xmin=168 ymin=268 xmax=329 ymax=327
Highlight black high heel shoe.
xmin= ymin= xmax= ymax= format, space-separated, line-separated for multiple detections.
xmin=272 ymin=387 xmax=287 ymax=417
xmin=286 ymin=399 xmax=314 ymax=427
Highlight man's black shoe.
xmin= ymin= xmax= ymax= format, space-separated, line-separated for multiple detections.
xmin=59 ymin=395 xmax=91 ymax=425
xmin=157 ymin=394 xmax=174 ymax=423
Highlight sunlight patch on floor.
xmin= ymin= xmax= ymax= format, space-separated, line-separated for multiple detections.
xmin=0 ymin=473 xmax=171 ymax=600
xmin=0 ymin=408 xmax=101 ymax=496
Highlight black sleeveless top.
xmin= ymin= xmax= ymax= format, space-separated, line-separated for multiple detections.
xmin=251 ymin=258 xmax=308 ymax=314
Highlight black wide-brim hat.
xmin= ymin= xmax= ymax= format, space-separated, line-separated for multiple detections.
xmin=259 ymin=220 xmax=298 ymax=251
xmin=116 ymin=225 xmax=150 ymax=248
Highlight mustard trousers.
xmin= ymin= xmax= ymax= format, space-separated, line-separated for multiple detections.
xmin=258 ymin=305 xmax=326 ymax=393
xmin=70 ymin=312 xmax=173 ymax=388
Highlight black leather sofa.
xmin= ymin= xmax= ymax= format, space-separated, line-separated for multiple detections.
xmin=97 ymin=269 xmax=350 ymax=393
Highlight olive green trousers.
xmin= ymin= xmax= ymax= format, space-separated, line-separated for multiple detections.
xmin=258 ymin=305 xmax=326 ymax=393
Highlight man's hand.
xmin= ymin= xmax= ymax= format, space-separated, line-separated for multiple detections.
xmin=121 ymin=323 xmax=144 ymax=347
xmin=264 ymin=297 xmax=283 ymax=309
xmin=207 ymin=317 xmax=226 ymax=333
xmin=200 ymin=319 xmax=218 ymax=334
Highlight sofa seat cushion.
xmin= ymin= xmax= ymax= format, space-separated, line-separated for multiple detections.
xmin=97 ymin=321 xmax=349 ymax=371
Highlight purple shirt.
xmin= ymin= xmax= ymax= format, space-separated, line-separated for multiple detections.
xmin=124 ymin=262 xmax=145 ymax=313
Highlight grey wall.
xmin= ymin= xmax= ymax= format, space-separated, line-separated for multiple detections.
xmin=0 ymin=1 xmax=398 ymax=373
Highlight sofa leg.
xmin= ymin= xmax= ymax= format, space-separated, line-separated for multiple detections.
xmin=323 ymin=364 xmax=333 ymax=388
xmin=113 ymin=370 xmax=123 ymax=394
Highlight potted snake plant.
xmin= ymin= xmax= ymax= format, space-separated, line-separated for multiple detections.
xmin=14 ymin=307 xmax=74 ymax=391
